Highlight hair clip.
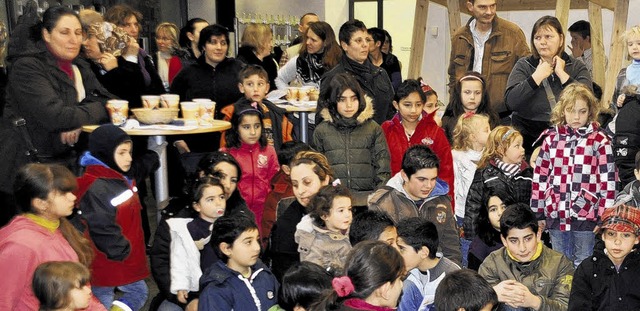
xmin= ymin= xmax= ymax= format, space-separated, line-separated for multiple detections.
xmin=237 ymin=108 xmax=262 ymax=117
xmin=501 ymin=129 xmax=516 ymax=142
xmin=459 ymin=75 xmax=485 ymax=85
xmin=462 ymin=111 xmax=475 ymax=119
xmin=332 ymin=276 xmax=355 ymax=297
xmin=250 ymin=102 xmax=258 ymax=109
xmin=420 ymin=81 xmax=433 ymax=93
xmin=332 ymin=179 xmax=341 ymax=187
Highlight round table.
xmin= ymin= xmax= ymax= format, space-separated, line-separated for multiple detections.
xmin=83 ymin=120 xmax=231 ymax=222
xmin=276 ymin=103 xmax=316 ymax=143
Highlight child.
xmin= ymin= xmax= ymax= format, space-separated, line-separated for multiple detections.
xmin=467 ymin=190 xmax=511 ymax=271
xmin=531 ymin=83 xmax=617 ymax=267
xmin=312 ymin=72 xmax=391 ymax=207
xmin=382 ymin=79 xmax=455 ymax=202
xmin=267 ymin=150 xmax=334 ymax=281
xmin=433 ymin=269 xmax=498 ymax=311
xmin=32 ymin=261 xmax=93 ymax=311
xmin=616 ymin=151 xmax=640 ymax=206
xmin=295 ymin=183 xmax=353 ymax=273
xmin=349 ymin=210 xmax=398 ymax=247
xmin=222 ymin=107 xmax=280 ymax=235
xmin=464 ymin=126 xmax=532 ymax=249
xmin=75 ymin=125 xmax=150 ymax=311
xmin=451 ymin=112 xmax=491 ymax=266
xmin=199 ymin=214 xmax=279 ymax=311
xmin=312 ymin=240 xmax=406 ymax=311
xmin=479 ymin=204 xmax=574 ymax=310
xmin=220 ymin=64 xmax=293 ymax=151
xmin=274 ymin=261 xmax=334 ymax=311
xmin=396 ymin=217 xmax=460 ymax=311
xmin=421 ymin=82 xmax=442 ymax=126
xmin=569 ymin=204 xmax=640 ymax=310
xmin=262 ymin=141 xmax=312 ymax=247
xmin=441 ymin=72 xmax=499 ymax=143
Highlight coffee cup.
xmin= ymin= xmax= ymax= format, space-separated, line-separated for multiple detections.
xmin=141 ymin=95 xmax=161 ymax=109
xmin=286 ymin=87 xmax=300 ymax=102
xmin=198 ymin=101 xmax=216 ymax=126
xmin=106 ymin=100 xmax=129 ymax=126
xmin=180 ymin=101 xmax=199 ymax=120
xmin=299 ymin=86 xmax=313 ymax=101
xmin=160 ymin=94 xmax=180 ymax=109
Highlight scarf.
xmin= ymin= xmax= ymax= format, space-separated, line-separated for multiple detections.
xmin=296 ymin=52 xmax=324 ymax=84
xmin=157 ymin=51 xmax=171 ymax=89
xmin=56 ymin=59 xmax=74 ymax=80
xmin=494 ymin=158 xmax=521 ymax=178
xmin=507 ymin=241 xmax=544 ymax=263
xmin=345 ymin=55 xmax=373 ymax=81
xmin=627 ymin=59 xmax=640 ymax=86
xmin=137 ymin=48 xmax=152 ymax=86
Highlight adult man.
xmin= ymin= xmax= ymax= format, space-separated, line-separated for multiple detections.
xmin=368 ymin=27 xmax=402 ymax=91
xmin=368 ymin=145 xmax=461 ymax=265
xmin=319 ymin=19 xmax=394 ymax=124
xmin=448 ymin=0 xmax=529 ymax=121
xmin=280 ymin=13 xmax=320 ymax=66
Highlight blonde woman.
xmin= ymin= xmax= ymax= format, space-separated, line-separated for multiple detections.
xmin=236 ymin=23 xmax=278 ymax=90
xmin=154 ymin=22 xmax=189 ymax=91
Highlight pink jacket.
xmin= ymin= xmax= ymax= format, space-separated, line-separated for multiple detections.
xmin=223 ymin=143 xmax=279 ymax=231
xmin=0 ymin=216 xmax=106 ymax=311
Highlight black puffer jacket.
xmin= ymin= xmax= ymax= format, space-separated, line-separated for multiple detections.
xmin=312 ymin=97 xmax=391 ymax=206
xmin=464 ymin=159 xmax=532 ymax=239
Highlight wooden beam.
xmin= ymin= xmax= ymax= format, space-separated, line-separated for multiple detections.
xmin=429 ymin=0 xmax=615 ymax=11
xmin=602 ymin=0 xmax=629 ymax=107
xmin=448 ymin=0 xmax=461 ymax=37
xmin=408 ymin=0 xmax=429 ymax=79
xmin=555 ymin=0 xmax=571 ymax=31
xmin=588 ymin=1 xmax=606 ymax=88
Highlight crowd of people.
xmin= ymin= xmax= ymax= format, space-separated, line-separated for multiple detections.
xmin=0 ymin=0 xmax=640 ymax=310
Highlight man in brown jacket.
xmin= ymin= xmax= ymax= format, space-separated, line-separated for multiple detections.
xmin=448 ymin=0 xmax=529 ymax=121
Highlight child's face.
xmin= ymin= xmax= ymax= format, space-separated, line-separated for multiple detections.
xmin=321 ymin=196 xmax=353 ymax=232
xmin=501 ymin=227 xmax=539 ymax=262
xmin=239 ymin=74 xmax=269 ymax=103
xmin=472 ymin=119 xmax=491 ymax=149
xmin=223 ymin=228 xmax=261 ymax=272
xmin=237 ymin=115 xmax=262 ymax=145
xmin=487 ymin=196 xmax=506 ymax=230
xmin=42 ymin=190 xmax=77 ymax=220
xmin=68 ymin=284 xmax=92 ymax=310
xmin=602 ymin=229 xmax=639 ymax=265
xmin=501 ymin=136 xmax=525 ymax=165
xmin=114 ymin=142 xmax=133 ymax=172
xmin=402 ymin=167 xmax=438 ymax=200
xmin=460 ymin=80 xmax=483 ymax=112
xmin=564 ymin=98 xmax=590 ymax=129
xmin=397 ymin=236 xmax=421 ymax=270
xmin=194 ymin=185 xmax=226 ymax=222
xmin=378 ymin=226 xmax=399 ymax=249
xmin=394 ymin=91 xmax=425 ymax=124
xmin=423 ymin=94 xmax=439 ymax=114
xmin=384 ymin=276 xmax=405 ymax=308
xmin=212 ymin=162 xmax=239 ymax=199
xmin=290 ymin=163 xmax=330 ymax=207
xmin=337 ymin=89 xmax=359 ymax=119
xmin=627 ymin=36 xmax=640 ymax=60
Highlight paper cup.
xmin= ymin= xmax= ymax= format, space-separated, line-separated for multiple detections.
xmin=106 ymin=100 xmax=129 ymax=126
xmin=160 ymin=94 xmax=180 ymax=109
xmin=299 ymin=86 xmax=313 ymax=101
xmin=180 ymin=101 xmax=199 ymax=120
xmin=198 ymin=101 xmax=216 ymax=126
xmin=286 ymin=87 xmax=300 ymax=102
xmin=141 ymin=95 xmax=160 ymax=109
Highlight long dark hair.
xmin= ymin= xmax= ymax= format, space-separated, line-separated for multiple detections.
xmin=318 ymin=73 xmax=367 ymax=120
xmin=476 ymin=188 xmax=513 ymax=246
xmin=225 ymin=109 xmax=268 ymax=149
xmin=179 ymin=18 xmax=208 ymax=48
xmin=300 ymin=21 xmax=342 ymax=70
xmin=446 ymin=71 xmax=494 ymax=120
xmin=194 ymin=152 xmax=248 ymax=214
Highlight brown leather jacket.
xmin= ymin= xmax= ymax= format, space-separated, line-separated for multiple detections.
xmin=448 ymin=16 xmax=530 ymax=114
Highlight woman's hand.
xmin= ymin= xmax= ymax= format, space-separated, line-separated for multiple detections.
xmin=553 ymin=55 xmax=570 ymax=84
xmin=60 ymin=128 xmax=82 ymax=146
xmin=531 ymin=59 xmax=554 ymax=85
xmin=99 ymin=53 xmax=118 ymax=71
xmin=124 ymin=38 xmax=140 ymax=58
xmin=177 ymin=290 xmax=189 ymax=304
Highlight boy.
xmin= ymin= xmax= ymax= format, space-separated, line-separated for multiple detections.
xmin=220 ymin=64 xmax=293 ymax=151
xmin=397 ymin=217 xmax=460 ymax=311
xmin=568 ymin=204 xmax=640 ymax=310
xmin=381 ymin=79 xmax=454 ymax=204
xmin=434 ymin=269 xmax=498 ymax=311
xmin=349 ymin=210 xmax=398 ymax=247
xmin=568 ymin=20 xmax=595 ymax=75
xmin=615 ymin=151 xmax=640 ymax=206
xmin=262 ymin=141 xmax=311 ymax=246
xmin=199 ymin=214 xmax=278 ymax=310
xmin=479 ymin=203 xmax=574 ymax=311
xmin=368 ymin=145 xmax=461 ymax=265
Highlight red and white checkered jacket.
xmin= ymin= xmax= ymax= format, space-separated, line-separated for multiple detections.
xmin=531 ymin=122 xmax=618 ymax=231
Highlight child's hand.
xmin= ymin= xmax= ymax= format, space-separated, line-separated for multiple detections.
xmin=177 ymin=290 xmax=189 ymax=304
xmin=494 ymin=280 xmax=525 ymax=307
xmin=532 ymin=59 xmax=554 ymax=85
xmin=617 ymin=94 xmax=626 ymax=107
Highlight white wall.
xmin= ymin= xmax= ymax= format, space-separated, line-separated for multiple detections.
xmin=187 ymin=0 xmax=216 ymax=24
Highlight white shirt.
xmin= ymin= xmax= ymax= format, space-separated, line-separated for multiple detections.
xmin=469 ymin=19 xmax=492 ymax=74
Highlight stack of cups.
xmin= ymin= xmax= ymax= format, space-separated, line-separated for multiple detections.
xmin=193 ymin=98 xmax=216 ymax=126
xmin=141 ymin=95 xmax=160 ymax=109
xmin=160 ymin=94 xmax=180 ymax=109
xmin=180 ymin=101 xmax=199 ymax=124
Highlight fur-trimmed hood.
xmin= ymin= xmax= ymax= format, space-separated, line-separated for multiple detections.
xmin=319 ymin=95 xmax=375 ymax=125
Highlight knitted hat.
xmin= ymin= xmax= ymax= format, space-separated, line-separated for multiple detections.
xmin=601 ymin=204 xmax=640 ymax=235
xmin=89 ymin=124 xmax=131 ymax=173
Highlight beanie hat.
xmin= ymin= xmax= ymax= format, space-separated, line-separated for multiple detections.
xmin=89 ymin=124 xmax=132 ymax=173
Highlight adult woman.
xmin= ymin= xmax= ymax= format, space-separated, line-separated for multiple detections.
xmin=0 ymin=163 xmax=104 ymax=310
xmin=154 ymin=22 xmax=189 ymax=91
xmin=275 ymin=21 xmax=341 ymax=90
xmin=236 ymin=23 xmax=278 ymax=90
xmin=267 ymin=150 xmax=334 ymax=281
xmin=179 ymin=18 xmax=209 ymax=61
xmin=505 ymin=15 xmax=592 ymax=156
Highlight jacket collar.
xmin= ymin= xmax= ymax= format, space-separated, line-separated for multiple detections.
xmin=319 ymin=95 xmax=375 ymax=125
xmin=386 ymin=172 xmax=450 ymax=201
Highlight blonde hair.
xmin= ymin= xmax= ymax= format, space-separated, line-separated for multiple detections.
xmin=624 ymin=25 xmax=640 ymax=41
xmin=478 ymin=126 xmax=523 ymax=168
xmin=241 ymin=23 xmax=273 ymax=54
xmin=550 ymin=83 xmax=600 ymax=126
xmin=78 ymin=9 xmax=103 ymax=31
xmin=452 ymin=113 xmax=490 ymax=150
xmin=155 ymin=22 xmax=180 ymax=51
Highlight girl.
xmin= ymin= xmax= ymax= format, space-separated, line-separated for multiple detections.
xmin=464 ymin=126 xmax=533 ymax=245
xmin=154 ymin=22 xmax=189 ymax=91
xmin=451 ymin=112 xmax=491 ymax=267
xmin=421 ymin=83 xmax=442 ymax=126
xmin=267 ymin=150 xmax=335 ymax=281
xmin=442 ymin=72 xmax=499 ymax=143
xmin=223 ymin=108 xmax=279 ymax=235
xmin=295 ymin=183 xmax=353 ymax=273
xmin=467 ymin=190 xmax=511 ymax=271
xmin=32 ymin=261 xmax=93 ymax=311
xmin=0 ymin=164 xmax=103 ymax=311
xmin=531 ymin=83 xmax=617 ymax=267
xmin=311 ymin=240 xmax=406 ymax=311
xmin=312 ymin=72 xmax=391 ymax=207
xmin=276 ymin=261 xmax=334 ymax=311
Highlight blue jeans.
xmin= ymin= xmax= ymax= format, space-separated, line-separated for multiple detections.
xmin=548 ymin=229 xmax=595 ymax=267
xmin=456 ymin=216 xmax=471 ymax=268
xmin=158 ymin=299 xmax=184 ymax=311
xmin=93 ymin=280 xmax=149 ymax=311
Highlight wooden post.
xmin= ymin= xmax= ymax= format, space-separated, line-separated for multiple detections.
xmin=588 ymin=1 xmax=605 ymax=89
xmin=602 ymin=0 xmax=629 ymax=107
xmin=448 ymin=0 xmax=461 ymax=37
xmin=408 ymin=0 xmax=429 ymax=79
xmin=555 ymin=0 xmax=571 ymax=30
